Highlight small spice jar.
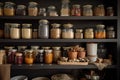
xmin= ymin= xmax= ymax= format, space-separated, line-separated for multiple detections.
xmin=95 ymin=24 xmax=106 ymax=39
xmin=44 ymin=50 xmax=53 ymax=64
xmin=15 ymin=53 xmax=23 ymax=64
xmin=4 ymin=2 xmax=15 ymax=16
xmin=47 ymin=6 xmax=58 ymax=16
xmin=38 ymin=8 xmax=46 ymax=16
xmin=50 ymin=23 xmax=61 ymax=39
xmin=83 ymin=5 xmax=93 ymax=16
xmin=28 ymin=2 xmax=38 ymax=16
xmin=25 ymin=50 xmax=34 ymax=64
xmin=16 ymin=5 xmax=26 ymax=16
xmin=22 ymin=24 xmax=32 ymax=39
xmin=71 ymin=4 xmax=81 ymax=16
xmin=84 ymin=28 xmax=94 ymax=39
xmin=4 ymin=23 xmax=11 ymax=39
xmin=106 ymin=26 xmax=115 ymax=38
xmin=75 ymin=29 xmax=83 ymax=39
xmin=94 ymin=4 xmax=105 ymax=16
xmin=0 ymin=2 xmax=3 ymax=16
xmin=107 ymin=7 xmax=114 ymax=16
xmin=32 ymin=28 xmax=38 ymax=39
xmin=62 ymin=23 xmax=74 ymax=39
xmin=10 ymin=23 xmax=20 ymax=39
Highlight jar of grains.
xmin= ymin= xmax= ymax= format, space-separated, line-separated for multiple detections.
xmin=71 ymin=4 xmax=81 ymax=16
xmin=94 ymin=4 xmax=105 ymax=16
xmin=16 ymin=5 xmax=26 ymax=16
xmin=50 ymin=23 xmax=61 ymax=39
xmin=28 ymin=2 xmax=38 ymax=16
xmin=44 ymin=50 xmax=53 ymax=64
xmin=22 ymin=24 xmax=32 ymax=39
xmin=0 ymin=2 xmax=3 ymax=16
xmin=83 ymin=5 xmax=93 ymax=16
xmin=84 ymin=28 xmax=94 ymax=39
xmin=75 ymin=29 xmax=83 ymax=39
xmin=62 ymin=23 xmax=74 ymax=39
xmin=10 ymin=23 xmax=20 ymax=39
xmin=4 ymin=2 xmax=15 ymax=16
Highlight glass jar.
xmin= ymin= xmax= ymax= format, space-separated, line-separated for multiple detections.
xmin=50 ymin=23 xmax=61 ymax=39
xmin=25 ymin=50 xmax=34 ymax=64
xmin=95 ymin=24 xmax=106 ymax=39
xmin=38 ymin=8 xmax=46 ymax=16
xmin=32 ymin=29 xmax=38 ymax=39
xmin=15 ymin=52 xmax=23 ymax=64
xmin=38 ymin=19 xmax=49 ymax=39
xmin=16 ymin=5 xmax=26 ymax=16
xmin=84 ymin=28 xmax=94 ymax=39
xmin=0 ymin=2 xmax=3 ymax=16
xmin=62 ymin=47 xmax=70 ymax=57
xmin=4 ymin=2 xmax=15 ymax=16
xmin=0 ymin=50 xmax=5 ymax=64
xmin=62 ymin=23 xmax=74 ymax=39
xmin=75 ymin=29 xmax=83 ymax=39
xmin=10 ymin=23 xmax=20 ymax=39
xmin=61 ymin=0 xmax=70 ymax=16
xmin=44 ymin=50 xmax=53 ymax=64
xmin=36 ymin=49 xmax=44 ymax=63
xmin=107 ymin=7 xmax=114 ymax=16
xmin=4 ymin=23 xmax=11 ymax=39
xmin=94 ymin=4 xmax=105 ymax=16
xmin=22 ymin=24 xmax=32 ymax=39
xmin=28 ymin=2 xmax=38 ymax=16
xmin=31 ymin=46 xmax=39 ymax=62
xmin=47 ymin=6 xmax=58 ymax=16
xmin=0 ymin=29 xmax=4 ymax=38
xmin=83 ymin=5 xmax=93 ymax=16
xmin=106 ymin=26 xmax=115 ymax=38
xmin=71 ymin=4 xmax=81 ymax=16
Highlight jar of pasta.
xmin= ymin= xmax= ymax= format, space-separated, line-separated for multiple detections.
xmin=50 ymin=23 xmax=61 ymax=39
xmin=28 ymin=2 xmax=38 ymax=16
xmin=84 ymin=28 xmax=94 ymax=39
xmin=83 ymin=5 xmax=93 ymax=16
xmin=0 ymin=2 xmax=3 ymax=16
xmin=4 ymin=2 xmax=15 ymax=16
xmin=22 ymin=24 xmax=32 ymax=39
xmin=44 ymin=50 xmax=53 ymax=64
xmin=75 ymin=29 xmax=83 ymax=39
xmin=16 ymin=5 xmax=26 ymax=16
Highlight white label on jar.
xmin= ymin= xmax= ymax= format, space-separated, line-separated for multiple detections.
xmin=22 ymin=29 xmax=32 ymax=39
xmin=10 ymin=28 xmax=20 ymax=39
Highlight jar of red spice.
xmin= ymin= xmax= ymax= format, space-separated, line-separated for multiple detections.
xmin=15 ymin=53 xmax=23 ymax=64
xmin=71 ymin=4 xmax=81 ymax=16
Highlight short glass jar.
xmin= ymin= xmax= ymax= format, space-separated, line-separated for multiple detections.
xmin=94 ymin=4 xmax=105 ymax=16
xmin=71 ymin=4 xmax=81 ymax=16
xmin=106 ymin=26 xmax=115 ymax=38
xmin=25 ymin=50 xmax=34 ymax=64
xmin=16 ymin=5 xmax=26 ymax=16
xmin=0 ymin=2 xmax=3 ymax=16
xmin=44 ymin=50 xmax=53 ymax=64
xmin=84 ymin=28 xmax=94 ymax=39
xmin=32 ymin=28 xmax=38 ymax=39
xmin=15 ymin=52 xmax=23 ymax=64
xmin=75 ymin=29 xmax=83 ymax=39
xmin=83 ymin=5 xmax=93 ymax=16
xmin=47 ymin=6 xmax=58 ymax=16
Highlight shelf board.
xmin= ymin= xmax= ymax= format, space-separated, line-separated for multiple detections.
xmin=11 ymin=64 xmax=117 ymax=69
xmin=0 ymin=39 xmax=117 ymax=43
xmin=0 ymin=16 xmax=118 ymax=20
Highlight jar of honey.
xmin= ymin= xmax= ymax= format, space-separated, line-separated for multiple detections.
xmin=25 ymin=50 xmax=34 ymax=64
xmin=44 ymin=50 xmax=53 ymax=64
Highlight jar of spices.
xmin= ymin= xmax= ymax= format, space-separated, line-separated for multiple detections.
xmin=50 ymin=23 xmax=61 ymax=39
xmin=47 ymin=6 xmax=58 ymax=16
xmin=94 ymin=4 xmax=105 ymax=16
xmin=106 ymin=26 xmax=115 ymax=38
xmin=16 ymin=5 xmax=26 ymax=16
xmin=95 ymin=24 xmax=106 ymax=39
xmin=75 ymin=29 xmax=83 ymax=39
xmin=83 ymin=5 xmax=93 ymax=16
xmin=22 ymin=24 xmax=32 ymax=39
xmin=0 ymin=2 xmax=3 ymax=16
xmin=4 ymin=23 xmax=11 ymax=39
xmin=61 ymin=0 xmax=70 ymax=16
xmin=0 ymin=50 xmax=5 ymax=64
xmin=15 ymin=52 xmax=23 ymax=64
xmin=44 ymin=50 xmax=53 ymax=64
xmin=62 ymin=23 xmax=74 ymax=39
xmin=38 ymin=8 xmax=46 ymax=16
xmin=71 ymin=4 xmax=81 ymax=16
xmin=10 ymin=23 xmax=20 ymax=39
xmin=28 ymin=2 xmax=38 ymax=16
xmin=84 ymin=28 xmax=94 ymax=39
xmin=25 ymin=50 xmax=34 ymax=64
xmin=107 ymin=7 xmax=114 ymax=16
xmin=38 ymin=19 xmax=49 ymax=39
xmin=32 ymin=29 xmax=38 ymax=39
xmin=36 ymin=49 xmax=44 ymax=63
xmin=4 ymin=2 xmax=15 ymax=16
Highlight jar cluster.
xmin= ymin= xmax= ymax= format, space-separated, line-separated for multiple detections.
xmin=0 ymin=1 xmax=114 ymax=16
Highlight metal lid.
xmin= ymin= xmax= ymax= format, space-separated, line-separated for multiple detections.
xmin=22 ymin=24 xmax=32 ymax=27
xmin=51 ymin=23 xmax=61 ymax=28
xmin=39 ymin=19 xmax=49 ymax=24
xmin=96 ymin=24 xmax=105 ymax=29
xmin=63 ymin=23 xmax=73 ymax=28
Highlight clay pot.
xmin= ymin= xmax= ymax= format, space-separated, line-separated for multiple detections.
xmin=68 ymin=51 xmax=78 ymax=60
xmin=78 ymin=51 xmax=86 ymax=58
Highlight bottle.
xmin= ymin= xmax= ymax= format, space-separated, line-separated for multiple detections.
xmin=16 ymin=5 xmax=26 ymax=16
xmin=83 ymin=5 xmax=93 ymax=16
xmin=106 ymin=26 xmax=115 ymax=38
xmin=71 ymin=4 xmax=81 ymax=16
xmin=32 ymin=28 xmax=38 ymax=39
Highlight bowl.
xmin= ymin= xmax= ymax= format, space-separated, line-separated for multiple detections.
xmin=32 ymin=77 xmax=50 ymax=80
xmin=11 ymin=75 xmax=28 ymax=80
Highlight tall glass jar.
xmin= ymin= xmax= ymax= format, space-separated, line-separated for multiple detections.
xmin=75 ymin=29 xmax=83 ymax=39
xmin=25 ymin=50 xmax=34 ymax=64
xmin=50 ymin=23 xmax=61 ymax=39
xmin=94 ymin=4 xmax=105 ymax=16
xmin=16 ymin=5 xmax=26 ymax=16
xmin=44 ymin=50 xmax=53 ymax=64
xmin=106 ymin=26 xmax=115 ymax=38
xmin=10 ymin=23 xmax=20 ymax=39
xmin=38 ymin=19 xmax=49 ymax=39
xmin=71 ymin=4 xmax=81 ymax=16
xmin=47 ymin=6 xmax=58 ymax=16
xmin=4 ymin=2 xmax=15 ymax=16
xmin=0 ymin=2 xmax=3 ymax=16
xmin=28 ymin=2 xmax=38 ymax=16
xmin=83 ymin=5 xmax=93 ymax=16
xmin=84 ymin=28 xmax=94 ymax=39
xmin=4 ymin=23 xmax=11 ymax=39
xmin=22 ymin=24 xmax=32 ymax=39
xmin=61 ymin=0 xmax=70 ymax=16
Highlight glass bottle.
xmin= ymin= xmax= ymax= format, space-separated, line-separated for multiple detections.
xmin=83 ymin=5 xmax=93 ymax=16
xmin=84 ymin=28 xmax=94 ymax=39
xmin=71 ymin=4 xmax=81 ymax=16
xmin=47 ymin=6 xmax=58 ymax=16
xmin=95 ymin=24 xmax=106 ymax=39
xmin=107 ymin=7 xmax=114 ymax=16
xmin=15 ymin=52 xmax=23 ymax=64
xmin=94 ymin=4 xmax=105 ymax=16
xmin=4 ymin=23 xmax=11 ymax=39
xmin=22 ymin=24 xmax=32 ymax=39
xmin=36 ymin=49 xmax=44 ymax=63
xmin=4 ymin=2 xmax=15 ymax=16
xmin=50 ymin=23 xmax=61 ymax=39
xmin=75 ymin=29 xmax=83 ymax=39
xmin=25 ymin=50 xmax=34 ymax=64
xmin=38 ymin=8 xmax=46 ymax=16
xmin=16 ymin=5 xmax=26 ymax=16
xmin=44 ymin=50 xmax=53 ymax=64
xmin=10 ymin=23 xmax=20 ymax=39
xmin=38 ymin=19 xmax=49 ymax=39
xmin=61 ymin=0 xmax=70 ymax=16
xmin=106 ymin=26 xmax=115 ymax=38
xmin=28 ymin=2 xmax=38 ymax=16
xmin=32 ymin=28 xmax=38 ymax=39
xmin=0 ymin=2 xmax=3 ymax=16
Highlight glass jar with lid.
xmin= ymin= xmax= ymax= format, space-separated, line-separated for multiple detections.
xmin=50 ymin=23 xmax=61 ymax=39
xmin=62 ymin=23 xmax=74 ymax=39
xmin=75 ymin=29 xmax=83 ymax=39
xmin=94 ymin=4 xmax=105 ymax=16
xmin=25 ymin=50 xmax=34 ymax=64
xmin=84 ymin=28 xmax=94 ymax=39
xmin=61 ymin=0 xmax=70 ymax=16
xmin=31 ymin=46 xmax=39 ymax=62
xmin=22 ymin=24 xmax=32 ymax=39
xmin=0 ymin=50 xmax=5 ymax=64
xmin=4 ymin=23 xmax=11 ymax=39
xmin=15 ymin=52 xmax=23 ymax=64
xmin=47 ymin=6 xmax=58 ymax=16
xmin=107 ymin=7 xmax=114 ymax=16
xmin=32 ymin=28 xmax=38 ymax=39
xmin=0 ymin=2 xmax=3 ymax=16
xmin=16 ymin=5 xmax=26 ymax=16
xmin=4 ymin=2 xmax=15 ymax=16
xmin=106 ymin=26 xmax=115 ymax=38
xmin=71 ymin=4 xmax=81 ymax=16
xmin=38 ymin=19 xmax=49 ymax=39
xmin=83 ymin=5 xmax=93 ymax=16
xmin=36 ymin=49 xmax=44 ymax=63
xmin=44 ymin=50 xmax=53 ymax=64
xmin=38 ymin=8 xmax=46 ymax=16
xmin=28 ymin=2 xmax=38 ymax=16
xmin=95 ymin=24 xmax=106 ymax=39
xmin=10 ymin=23 xmax=20 ymax=39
